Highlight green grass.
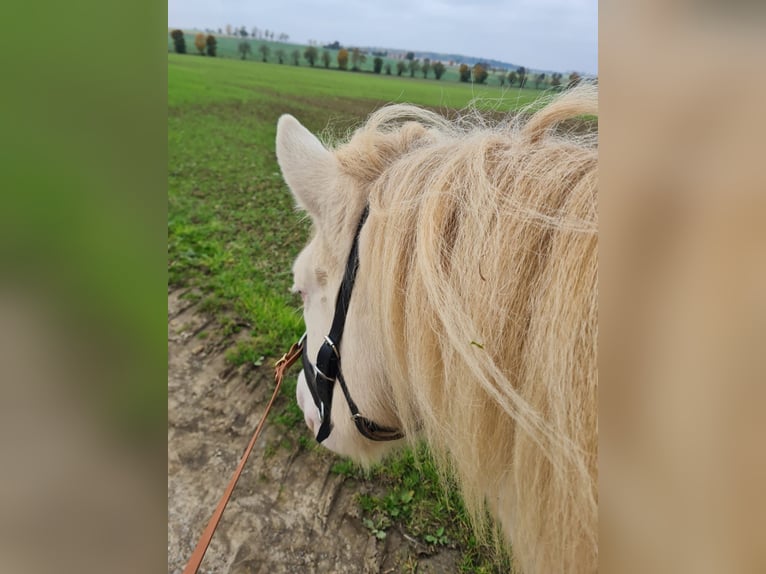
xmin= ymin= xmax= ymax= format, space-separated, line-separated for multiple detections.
xmin=168 ymin=52 xmax=546 ymax=571
xmin=333 ymin=445 xmax=510 ymax=572
xmin=168 ymin=52 xmax=545 ymax=110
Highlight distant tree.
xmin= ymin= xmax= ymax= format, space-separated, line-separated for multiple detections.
xmin=498 ymin=72 xmax=506 ymax=87
xmin=238 ymin=41 xmax=251 ymax=60
xmin=276 ymin=48 xmax=285 ymax=64
xmin=535 ymin=72 xmax=546 ymax=89
xmin=194 ymin=33 xmax=206 ymax=55
xmin=321 ymin=50 xmax=331 ymax=68
xmin=304 ymin=46 xmax=318 ymax=67
xmin=256 ymin=43 xmax=268 ymax=62
xmin=325 ymin=41 xmax=342 ymax=50
xmin=459 ymin=63 xmax=471 ymax=82
xmin=384 ymin=62 xmax=392 ymax=75
xmin=507 ymin=71 xmax=517 ymax=86
xmin=517 ymin=66 xmax=527 ymax=88
xmin=421 ymin=58 xmax=431 ymax=79
xmin=567 ymin=72 xmax=582 ymax=88
xmin=408 ymin=59 xmax=421 ymax=77
xmin=350 ymin=48 xmax=366 ymax=71
xmin=217 ymin=28 xmax=222 ymax=34
xmin=472 ymin=63 xmax=488 ymax=84
xmin=550 ymin=72 xmax=563 ymax=90
xmin=432 ymin=61 xmax=446 ymax=80
xmin=337 ymin=48 xmax=349 ymax=70
xmin=291 ymin=48 xmax=300 ymax=65
xmin=251 ymin=26 xmax=258 ymax=38
xmin=225 ymin=24 xmax=232 ymax=36
xmin=170 ymin=29 xmax=186 ymax=54
xmin=396 ymin=61 xmax=406 ymax=76
xmin=205 ymin=34 xmax=217 ymax=57
xmin=373 ymin=57 xmax=383 ymax=74
xmin=239 ymin=26 xmax=248 ymax=37
xmin=405 ymin=51 xmax=415 ymax=61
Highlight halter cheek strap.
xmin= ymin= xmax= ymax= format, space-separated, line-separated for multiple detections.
xmin=311 ymin=206 xmax=403 ymax=443
xmin=314 ymin=206 xmax=369 ymax=442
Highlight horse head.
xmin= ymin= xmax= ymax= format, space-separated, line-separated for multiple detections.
xmin=276 ymin=114 xmax=406 ymax=465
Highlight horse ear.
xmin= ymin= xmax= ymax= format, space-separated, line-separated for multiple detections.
xmin=276 ymin=114 xmax=335 ymax=220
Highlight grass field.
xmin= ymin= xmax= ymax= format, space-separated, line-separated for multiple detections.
xmin=168 ymin=52 xmax=550 ymax=571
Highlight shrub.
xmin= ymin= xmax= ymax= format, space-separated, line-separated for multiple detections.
xmin=170 ymin=29 xmax=186 ymax=54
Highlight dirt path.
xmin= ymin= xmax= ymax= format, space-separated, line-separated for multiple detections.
xmin=168 ymin=290 xmax=461 ymax=574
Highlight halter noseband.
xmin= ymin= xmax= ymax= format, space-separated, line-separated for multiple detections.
xmin=301 ymin=206 xmax=403 ymax=443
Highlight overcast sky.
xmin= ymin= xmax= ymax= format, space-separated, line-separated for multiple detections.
xmin=168 ymin=0 xmax=597 ymax=75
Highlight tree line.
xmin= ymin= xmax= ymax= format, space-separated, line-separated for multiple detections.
xmin=170 ymin=30 xmax=586 ymax=89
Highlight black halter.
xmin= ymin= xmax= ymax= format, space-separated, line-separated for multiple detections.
xmin=301 ymin=206 xmax=404 ymax=443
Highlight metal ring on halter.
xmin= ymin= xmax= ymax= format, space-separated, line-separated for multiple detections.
xmin=323 ymin=335 xmax=339 ymax=357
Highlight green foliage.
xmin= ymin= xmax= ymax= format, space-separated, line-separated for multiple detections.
xmin=396 ymin=60 xmax=406 ymax=76
xmin=459 ymin=63 xmax=471 ymax=82
xmin=373 ymin=57 xmax=383 ymax=74
xmin=291 ymin=48 xmax=300 ymax=65
xmin=535 ymin=72 xmax=546 ymax=89
xmin=321 ymin=50 xmax=331 ymax=68
xmin=350 ymin=47 xmax=366 ymax=71
xmin=408 ymin=59 xmax=420 ymax=78
xmin=433 ymin=61 xmax=446 ymax=80
xmin=238 ymin=40 xmax=251 ymax=60
xmin=225 ymin=339 xmax=264 ymax=367
xmin=551 ymin=72 xmax=562 ymax=90
xmin=331 ymin=458 xmax=361 ymax=478
xmin=304 ymin=46 xmax=318 ymax=67
xmin=508 ymin=70 xmax=518 ymax=86
xmin=259 ymin=43 xmax=270 ymax=62
xmin=363 ymin=516 xmax=390 ymax=540
xmin=170 ymin=29 xmax=186 ymax=54
xmin=405 ymin=51 xmax=415 ymax=61
xmin=425 ymin=526 xmax=449 ymax=546
xmin=422 ymin=58 xmax=431 ymax=79
xmin=205 ymin=35 xmax=217 ymax=57
xmin=472 ymin=63 xmax=488 ymax=84
xmin=517 ymin=66 xmax=527 ymax=88
xmin=384 ymin=62 xmax=392 ymax=75
xmin=337 ymin=48 xmax=348 ymax=70
xmin=276 ymin=48 xmax=285 ymax=64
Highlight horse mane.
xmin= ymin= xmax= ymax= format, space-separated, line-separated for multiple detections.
xmin=333 ymin=86 xmax=598 ymax=573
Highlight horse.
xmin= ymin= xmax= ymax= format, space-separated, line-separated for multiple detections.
xmin=275 ymin=86 xmax=598 ymax=574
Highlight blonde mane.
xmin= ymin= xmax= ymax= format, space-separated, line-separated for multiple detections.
xmin=279 ymin=86 xmax=597 ymax=573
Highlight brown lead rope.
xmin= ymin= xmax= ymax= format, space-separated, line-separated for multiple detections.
xmin=182 ymin=338 xmax=304 ymax=574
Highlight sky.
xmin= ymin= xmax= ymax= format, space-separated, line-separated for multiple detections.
xmin=168 ymin=0 xmax=598 ymax=75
